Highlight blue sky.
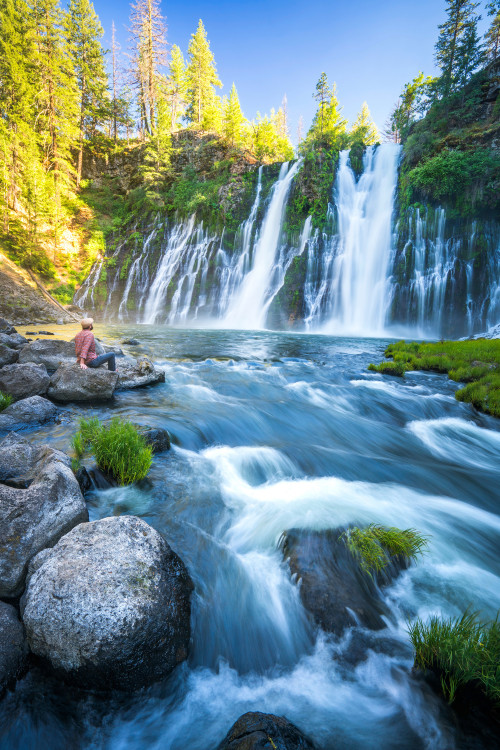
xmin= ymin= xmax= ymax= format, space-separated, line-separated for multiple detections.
xmin=92 ymin=0 xmax=492 ymax=142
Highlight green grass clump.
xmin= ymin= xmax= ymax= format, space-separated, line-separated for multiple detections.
xmin=71 ymin=416 xmax=152 ymax=486
xmin=368 ymin=339 xmax=500 ymax=417
xmin=340 ymin=524 xmax=428 ymax=576
xmin=0 ymin=391 xmax=13 ymax=411
xmin=408 ymin=611 xmax=500 ymax=706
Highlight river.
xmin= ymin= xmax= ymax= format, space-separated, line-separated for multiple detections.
xmin=1 ymin=326 xmax=499 ymax=750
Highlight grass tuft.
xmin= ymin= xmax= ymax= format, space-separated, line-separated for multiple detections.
xmin=340 ymin=523 xmax=428 ymax=576
xmin=71 ymin=416 xmax=152 ymax=486
xmin=368 ymin=339 xmax=500 ymax=417
xmin=0 ymin=390 xmax=13 ymax=412
xmin=408 ymin=611 xmax=500 ymax=706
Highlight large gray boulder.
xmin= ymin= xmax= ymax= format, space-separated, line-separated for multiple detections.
xmin=0 ymin=396 xmax=58 ymax=432
xmin=116 ymin=356 xmax=165 ymax=390
xmin=0 ymin=363 xmax=49 ymax=401
xmin=0 ymin=602 xmax=29 ymax=693
xmin=21 ymin=515 xmax=193 ymax=690
xmin=0 ymin=433 xmax=88 ymax=598
xmin=216 ymin=712 xmax=317 ymax=750
xmin=0 ymin=344 xmax=18 ymax=367
xmin=17 ymin=339 xmax=75 ymax=371
xmin=48 ymin=363 xmax=118 ymax=401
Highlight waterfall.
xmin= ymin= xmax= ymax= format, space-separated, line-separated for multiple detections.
xmin=322 ymin=143 xmax=401 ymax=335
xmin=223 ymin=160 xmax=302 ymax=329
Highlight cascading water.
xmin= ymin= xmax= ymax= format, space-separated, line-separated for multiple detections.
xmin=223 ymin=160 xmax=302 ymax=329
xmin=321 ymin=144 xmax=401 ymax=335
xmin=75 ymin=143 xmax=500 ymax=337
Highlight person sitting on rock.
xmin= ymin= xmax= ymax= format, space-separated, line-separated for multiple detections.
xmin=75 ymin=318 xmax=116 ymax=371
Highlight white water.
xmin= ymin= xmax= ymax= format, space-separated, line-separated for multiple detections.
xmin=224 ymin=160 xmax=302 ymax=329
xmin=322 ymin=144 xmax=401 ymax=335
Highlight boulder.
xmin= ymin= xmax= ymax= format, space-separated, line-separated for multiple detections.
xmin=6 ymin=333 xmax=28 ymax=348
xmin=0 ymin=363 xmax=49 ymax=402
xmin=95 ymin=340 xmax=124 ymax=357
xmin=140 ymin=426 xmax=171 ymax=453
xmin=48 ymin=364 xmax=118 ymax=402
xmin=280 ymin=528 xmax=403 ymax=636
xmin=21 ymin=515 xmax=193 ymax=690
xmin=0 ymin=344 xmax=18 ymax=367
xmin=0 ymin=319 xmax=15 ymax=335
xmin=17 ymin=339 xmax=75 ymax=371
xmin=0 ymin=433 xmax=88 ymax=598
xmin=0 ymin=602 xmax=29 ymax=693
xmin=74 ymin=466 xmax=92 ymax=495
xmin=0 ymin=395 xmax=58 ymax=432
xmin=216 ymin=712 xmax=317 ymax=750
xmin=122 ymin=338 xmax=140 ymax=345
xmin=0 ymin=333 xmax=17 ymax=348
xmin=116 ymin=357 xmax=165 ymax=390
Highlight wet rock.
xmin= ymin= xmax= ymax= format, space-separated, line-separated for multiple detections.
xmin=0 ymin=602 xmax=29 ymax=693
xmin=95 ymin=340 xmax=124 ymax=357
xmin=216 ymin=712 xmax=317 ymax=750
xmin=0 ymin=344 xmax=19 ymax=367
xmin=0 ymin=363 xmax=50 ymax=402
xmin=48 ymin=364 xmax=118 ymax=402
xmin=280 ymin=528 xmax=402 ymax=636
xmin=74 ymin=466 xmax=92 ymax=495
xmin=122 ymin=338 xmax=140 ymax=345
xmin=116 ymin=357 xmax=165 ymax=390
xmin=37 ymin=331 xmax=54 ymax=336
xmin=0 ymin=396 xmax=58 ymax=432
xmin=140 ymin=427 xmax=171 ymax=453
xmin=21 ymin=515 xmax=193 ymax=691
xmin=0 ymin=433 xmax=88 ymax=598
xmin=18 ymin=339 xmax=75 ymax=371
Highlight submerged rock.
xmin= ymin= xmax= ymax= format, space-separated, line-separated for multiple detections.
xmin=21 ymin=515 xmax=193 ymax=691
xmin=17 ymin=339 xmax=75 ymax=371
xmin=48 ymin=364 xmax=118 ymax=402
xmin=0 ymin=433 xmax=88 ymax=598
xmin=0 ymin=602 xmax=28 ymax=693
xmin=216 ymin=712 xmax=317 ymax=750
xmin=0 ymin=396 xmax=58 ymax=432
xmin=280 ymin=528 xmax=405 ymax=636
xmin=0 ymin=363 xmax=50 ymax=402
xmin=115 ymin=356 xmax=165 ymax=389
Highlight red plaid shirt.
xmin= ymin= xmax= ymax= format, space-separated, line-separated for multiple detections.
xmin=75 ymin=329 xmax=97 ymax=363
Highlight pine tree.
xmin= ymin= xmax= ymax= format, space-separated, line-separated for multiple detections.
xmin=391 ymin=72 xmax=435 ymax=139
xmin=31 ymin=0 xmax=79 ymax=252
xmin=129 ymin=0 xmax=168 ymax=137
xmin=435 ymin=0 xmax=481 ymax=96
xmin=65 ymin=0 xmax=108 ymax=186
xmin=186 ymin=19 xmax=222 ymax=127
xmin=350 ymin=103 xmax=379 ymax=146
xmin=297 ymin=115 xmax=304 ymax=145
xmin=223 ymin=83 xmax=245 ymax=147
xmin=313 ymin=72 xmax=333 ymax=136
xmin=167 ymin=44 xmax=187 ymax=130
xmin=485 ymin=1 xmax=500 ymax=61
xmin=276 ymin=94 xmax=288 ymax=138
xmin=111 ymin=20 xmax=119 ymax=141
xmin=456 ymin=17 xmax=484 ymax=89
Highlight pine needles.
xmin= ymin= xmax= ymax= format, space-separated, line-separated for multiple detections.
xmin=408 ymin=611 xmax=500 ymax=706
xmin=0 ymin=390 xmax=12 ymax=411
xmin=72 ymin=416 xmax=153 ymax=486
xmin=340 ymin=524 xmax=428 ymax=576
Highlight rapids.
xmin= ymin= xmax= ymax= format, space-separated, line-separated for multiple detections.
xmin=1 ymin=326 xmax=499 ymax=750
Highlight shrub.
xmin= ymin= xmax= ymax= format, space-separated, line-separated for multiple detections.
xmin=340 ymin=524 xmax=428 ymax=576
xmin=408 ymin=611 xmax=500 ymax=706
xmin=72 ymin=417 xmax=152 ymax=485
xmin=0 ymin=391 xmax=13 ymax=411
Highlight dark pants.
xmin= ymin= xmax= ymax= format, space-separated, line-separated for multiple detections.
xmin=88 ymin=353 xmax=116 ymax=372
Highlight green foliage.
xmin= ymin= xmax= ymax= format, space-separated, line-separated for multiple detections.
xmin=349 ymin=102 xmax=379 ymax=146
xmin=186 ymin=19 xmax=222 ymax=127
xmin=0 ymin=391 xmax=13 ymax=411
xmin=402 ymin=148 xmax=500 ymax=216
xmin=408 ymin=611 xmax=500 ymax=705
xmin=435 ymin=1 xmax=483 ymax=98
xmin=340 ymin=523 xmax=428 ymax=576
xmin=369 ymin=339 xmax=500 ymax=417
xmin=72 ymin=416 xmax=153 ymax=485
